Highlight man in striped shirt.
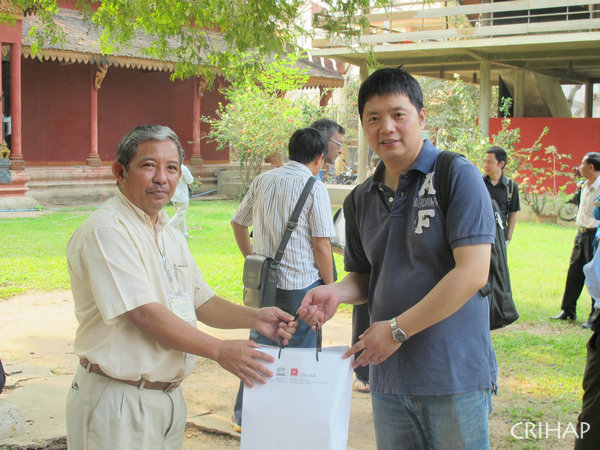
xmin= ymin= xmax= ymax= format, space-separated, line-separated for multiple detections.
xmin=230 ymin=127 xmax=336 ymax=431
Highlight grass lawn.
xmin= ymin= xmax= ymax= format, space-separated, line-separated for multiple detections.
xmin=0 ymin=199 xmax=592 ymax=448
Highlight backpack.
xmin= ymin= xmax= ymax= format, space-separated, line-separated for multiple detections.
xmin=342 ymin=152 xmax=519 ymax=330
xmin=507 ymin=177 xmax=515 ymax=204
xmin=435 ymin=151 xmax=518 ymax=330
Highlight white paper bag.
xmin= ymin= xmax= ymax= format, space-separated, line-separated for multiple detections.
xmin=241 ymin=345 xmax=354 ymax=450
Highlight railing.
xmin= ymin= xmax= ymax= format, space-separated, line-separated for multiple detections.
xmin=313 ymin=0 xmax=600 ymax=49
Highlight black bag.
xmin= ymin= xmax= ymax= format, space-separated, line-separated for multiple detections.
xmin=434 ymin=151 xmax=519 ymax=330
xmin=243 ymin=255 xmax=279 ymax=308
xmin=242 ymin=177 xmax=316 ymax=308
xmin=0 ymin=359 xmax=6 ymax=394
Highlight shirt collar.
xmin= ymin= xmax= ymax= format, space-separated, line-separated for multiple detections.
xmin=368 ymin=139 xmax=439 ymax=191
xmin=591 ymin=174 xmax=600 ymax=191
xmin=114 ymin=189 xmax=169 ymax=231
xmin=483 ymin=173 xmax=509 ymax=186
xmin=286 ymin=160 xmax=315 ymax=177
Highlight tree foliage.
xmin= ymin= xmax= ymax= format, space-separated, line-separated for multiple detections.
xmin=421 ymin=74 xmax=576 ymax=216
xmin=6 ymin=0 xmax=394 ymax=80
xmin=203 ymin=53 xmax=326 ymax=197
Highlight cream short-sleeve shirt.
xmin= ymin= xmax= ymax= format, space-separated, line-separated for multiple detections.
xmin=67 ymin=190 xmax=215 ymax=382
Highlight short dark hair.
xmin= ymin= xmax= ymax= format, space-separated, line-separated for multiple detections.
xmin=486 ymin=146 xmax=508 ymax=168
xmin=116 ymin=125 xmax=184 ymax=170
xmin=358 ymin=67 xmax=424 ymax=122
xmin=310 ymin=118 xmax=345 ymax=140
xmin=585 ymin=152 xmax=600 ymax=171
xmin=288 ymin=128 xmax=328 ymax=164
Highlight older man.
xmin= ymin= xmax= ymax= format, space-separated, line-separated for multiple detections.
xmin=66 ymin=125 xmax=295 ymax=449
xmin=310 ymin=118 xmax=345 ymax=182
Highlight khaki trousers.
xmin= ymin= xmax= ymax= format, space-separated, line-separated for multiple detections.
xmin=66 ymin=364 xmax=186 ymax=450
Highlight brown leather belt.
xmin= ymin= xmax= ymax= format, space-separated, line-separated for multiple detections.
xmin=80 ymin=358 xmax=181 ymax=392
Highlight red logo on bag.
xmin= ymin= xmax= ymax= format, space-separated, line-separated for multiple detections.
xmin=290 ymin=368 xmax=299 ymax=376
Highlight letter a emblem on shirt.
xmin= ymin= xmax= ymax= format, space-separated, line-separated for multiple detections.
xmin=418 ymin=172 xmax=436 ymax=197
xmin=415 ymin=209 xmax=435 ymax=234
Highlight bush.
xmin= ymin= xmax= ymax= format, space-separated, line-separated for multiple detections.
xmin=203 ymin=52 xmax=327 ymax=197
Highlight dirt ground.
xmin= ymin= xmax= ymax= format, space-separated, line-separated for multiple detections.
xmin=1 ymin=290 xmax=572 ymax=449
xmin=0 ymin=290 xmax=375 ymax=449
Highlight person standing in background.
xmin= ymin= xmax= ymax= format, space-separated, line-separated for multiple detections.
xmin=310 ymin=118 xmax=345 ymax=183
xmin=169 ymin=163 xmax=194 ymax=238
xmin=230 ymin=127 xmax=336 ymax=432
xmin=551 ymin=152 xmax=600 ymax=328
xmin=483 ymin=146 xmax=520 ymax=244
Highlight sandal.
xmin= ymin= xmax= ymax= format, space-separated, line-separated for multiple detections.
xmin=230 ymin=415 xmax=242 ymax=433
xmin=354 ymin=379 xmax=370 ymax=393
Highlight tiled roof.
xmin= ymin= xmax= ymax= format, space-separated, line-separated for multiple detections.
xmin=20 ymin=8 xmax=344 ymax=87
xmin=22 ymin=8 xmax=178 ymax=71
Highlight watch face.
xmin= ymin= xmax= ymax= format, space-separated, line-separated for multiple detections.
xmin=392 ymin=328 xmax=407 ymax=343
xmin=390 ymin=318 xmax=407 ymax=342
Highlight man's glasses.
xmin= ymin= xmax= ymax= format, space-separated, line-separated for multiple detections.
xmin=328 ymin=137 xmax=343 ymax=149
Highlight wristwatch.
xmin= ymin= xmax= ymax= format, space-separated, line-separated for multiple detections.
xmin=390 ymin=317 xmax=408 ymax=343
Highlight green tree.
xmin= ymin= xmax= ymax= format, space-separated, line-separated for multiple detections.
xmin=423 ymin=75 xmax=527 ymax=172
xmin=203 ymin=53 xmax=326 ymax=197
xmin=6 ymin=0 xmax=394 ymax=80
xmin=423 ymin=74 xmax=491 ymax=164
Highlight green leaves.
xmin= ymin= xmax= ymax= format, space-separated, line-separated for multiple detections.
xmin=8 ymin=0 xmax=399 ymax=80
xmin=511 ymin=129 xmax=576 ymax=216
xmin=202 ymin=52 xmax=324 ymax=197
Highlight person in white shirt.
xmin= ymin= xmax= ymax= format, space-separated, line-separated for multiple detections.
xmin=551 ymin=152 xmax=600 ymax=327
xmin=66 ymin=124 xmax=296 ymax=449
xmin=169 ymin=163 xmax=194 ymax=238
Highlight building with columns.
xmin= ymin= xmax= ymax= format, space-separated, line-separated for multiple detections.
xmin=0 ymin=2 xmax=343 ymax=208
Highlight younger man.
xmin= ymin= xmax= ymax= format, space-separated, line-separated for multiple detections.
xmin=299 ymin=67 xmax=497 ymax=449
xmin=483 ymin=146 xmax=520 ymax=242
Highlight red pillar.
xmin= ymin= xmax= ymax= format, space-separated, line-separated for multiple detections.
xmin=190 ymin=76 xmax=204 ymax=166
xmin=86 ymin=65 xmax=101 ymax=167
xmin=9 ymin=42 xmax=23 ymax=170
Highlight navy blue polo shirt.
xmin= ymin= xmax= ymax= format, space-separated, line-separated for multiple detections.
xmin=345 ymin=140 xmax=497 ymax=395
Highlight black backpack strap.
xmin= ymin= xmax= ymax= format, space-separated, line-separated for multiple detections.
xmin=434 ymin=151 xmax=463 ymax=216
xmin=273 ymin=176 xmax=316 ymax=263
xmin=506 ymin=177 xmax=514 ymax=204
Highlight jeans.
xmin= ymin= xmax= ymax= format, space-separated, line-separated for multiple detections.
xmin=233 ymin=279 xmax=322 ymax=426
xmin=371 ymin=389 xmax=493 ymax=450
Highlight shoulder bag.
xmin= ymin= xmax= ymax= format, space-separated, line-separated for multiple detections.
xmin=243 ymin=177 xmax=316 ymax=308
